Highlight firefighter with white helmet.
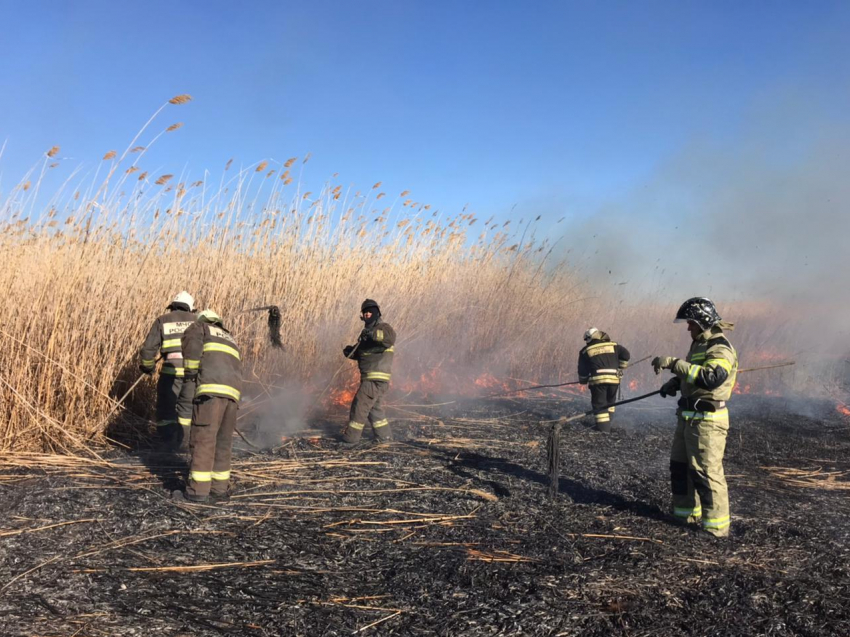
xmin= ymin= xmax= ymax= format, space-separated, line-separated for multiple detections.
xmin=577 ymin=328 xmax=631 ymax=432
xmin=652 ymin=297 xmax=738 ymax=538
xmin=139 ymin=291 xmax=197 ymax=450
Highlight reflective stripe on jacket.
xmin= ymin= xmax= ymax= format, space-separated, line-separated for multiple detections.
xmin=577 ymin=335 xmax=631 ymax=385
xmin=182 ymin=319 xmax=242 ymax=402
xmin=353 ymin=320 xmax=396 ymax=382
xmin=140 ymin=309 xmax=197 ymax=371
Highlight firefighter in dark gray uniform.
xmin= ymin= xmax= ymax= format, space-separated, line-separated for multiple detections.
xmin=341 ymin=299 xmax=396 ymax=446
xmin=176 ymin=309 xmax=242 ymax=503
xmin=139 ymin=291 xmax=197 ymax=450
xmin=577 ymin=328 xmax=631 ymax=432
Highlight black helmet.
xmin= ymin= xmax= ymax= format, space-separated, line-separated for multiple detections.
xmin=361 ymin=299 xmax=380 ymax=315
xmin=675 ymin=297 xmax=721 ymax=330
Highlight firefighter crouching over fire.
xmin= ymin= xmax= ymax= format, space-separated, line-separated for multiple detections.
xmin=653 ymin=297 xmax=738 ymax=538
xmin=341 ymin=299 xmax=396 ymax=447
xmin=139 ymin=291 xmax=197 ymax=451
xmin=577 ymin=328 xmax=631 ymax=432
xmin=174 ymin=309 xmax=242 ymax=503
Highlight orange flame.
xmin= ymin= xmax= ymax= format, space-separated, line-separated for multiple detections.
xmin=837 ymin=404 xmax=850 ymax=418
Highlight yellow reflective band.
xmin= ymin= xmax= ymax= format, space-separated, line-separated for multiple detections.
xmin=197 ymin=384 xmax=241 ymax=401
xmin=141 ymin=359 xmax=156 ymax=366
xmin=211 ymin=470 xmax=231 ymax=481
xmin=348 ymin=421 xmax=365 ymax=431
xmin=365 ymin=372 xmax=391 ymax=381
xmin=689 ymin=353 xmax=707 ymax=362
xmin=361 ymin=346 xmax=394 ymax=356
xmin=618 ymin=361 xmax=629 ymax=369
xmin=162 ymin=338 xmax=182 ymax=349
xmin=594 ymin=413 xmax=610 ymax=422
xmin=588 ymin=376 xmax=619 ymax=385
xmin=681 ymin=409 xmax=729 ymax=421
xmin=190 ymin=471 xmax=212 ymax=482
xmin=372 ymin=419 xmax=389 ymax=428
xmin=178 ymin=417 xmax=191 ymax=426
xmin=707 ymin=358 xmax=733 ymax=372
xmin=608 ymin=407 xmax=616 ymax=413
xmin=686 ymin=364 xmax=701 ymax=384
xmin=703 ymin=515 xmax=731 ymax=529
xmin=160 ymin=366 xmax=185 ymax=377
xmin=375 ymin=329 xmax=384 ymax=342
xmin=674 ymin=506 xmax=702 ymax=518
xmin=203 ymin=342 xmax=241 ymax=359
xmin=184 ymin=359 xmax=200 ymax=370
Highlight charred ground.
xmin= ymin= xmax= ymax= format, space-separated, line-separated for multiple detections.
xmin=1 ymin=395 xmax=849 ymax=636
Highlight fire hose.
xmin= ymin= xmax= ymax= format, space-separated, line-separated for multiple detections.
xmin=546 ymin=360 xmax=796 ymax=499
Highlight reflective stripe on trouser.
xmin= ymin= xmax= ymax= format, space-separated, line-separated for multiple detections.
xmin=344 ymin=380 xmax=391 ymax=443
xmin=187 ymin=395 xmax=238 ymax=498
xmin=670 ymin=409 xmax=731 ymax=536
xmin=589 ymin=383 xmax=618 ymax=432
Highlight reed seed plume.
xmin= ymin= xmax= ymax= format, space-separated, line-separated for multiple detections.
xmin=46 ymin=146 xmax=60 ymax=158
xmin=256 ymin=161 xmax=268 ymax=172
xmin=165 ymin=123 xmax=183 ymax=132
xmin=103 ymin=150 xmax=117 ymax=160
xmin=168 ymin=94 xmax=193 ymax=105
xmin=155 ymin=174 xmax=173 ymax=185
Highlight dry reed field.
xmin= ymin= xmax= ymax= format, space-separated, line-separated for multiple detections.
xmin=0 ymin=95 xmax=825 ymax=453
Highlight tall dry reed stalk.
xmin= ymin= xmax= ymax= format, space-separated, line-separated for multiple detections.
xmin=0 ymin=96 xmax=814 ymax=452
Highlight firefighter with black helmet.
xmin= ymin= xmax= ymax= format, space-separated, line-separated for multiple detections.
xmin=139 ymin=291 xmax=197 ymax=450
xmin=652 ymin=297 xmax=738 ymax=538
xmin=341 ymin=299 xmax=396 ymax=446
xmin=577 ymin=328 xmax=631 ymax=432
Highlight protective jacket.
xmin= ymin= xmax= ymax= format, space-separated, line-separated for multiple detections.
xmin=182 ymin=318 xmax=242 ymax=402
xmin=577 ymin=333 xmax=630 ymax=385
xmin=352 ymin=320 xmax=396 ymax=382
xmin=140 ymin=309 xmax=196 ymax=375
xmin=667 ymin=325 xmax=737 ymax=408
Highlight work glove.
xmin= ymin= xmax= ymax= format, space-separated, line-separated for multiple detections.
xmin=660 ymin=378 xmax=680 ymax=398
xmin=651 ymin=356 xmax=677 ymax=375
xmin=358 ymin=328 xmax=372 ymax=343
xmin=617 ymin=369 xmax=624 ymax=379
xmin=343 ymin=345 xmax=355 ymax=358
xmin=579 ymin=377 xmax=589 ymax=385
xmin=183 ymin=371 xmax=198 ymax=381
xmin=139 ymin=365 xmax=154 ymax=375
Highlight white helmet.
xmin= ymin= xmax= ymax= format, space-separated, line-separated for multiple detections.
xmin=583 ymin=327 xmax=600 ymax=343
xmin=171 ymin=291 xmax=195 ymax=311
xmin=198 ymin=309 xmax=221 ymax=323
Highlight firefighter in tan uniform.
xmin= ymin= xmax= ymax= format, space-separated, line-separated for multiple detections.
xmin=175 ymin=309 xmax=242 ymax=503
xmin=341 ymin=299 xmax=396 ymax=446
xmin=139 ymin=291 xmax=197 ymax=450
xmin=577 ymin=328 xmax=630 ymax=432
xmin=653 ymin=297 xmax=738 ymax=538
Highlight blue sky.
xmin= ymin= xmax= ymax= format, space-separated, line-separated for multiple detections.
xmin=1 ymin=1 xmax=849 ymax=232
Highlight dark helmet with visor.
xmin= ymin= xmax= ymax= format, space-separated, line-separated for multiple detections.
xmin=675 ymin=297 xmax=721 ymax=331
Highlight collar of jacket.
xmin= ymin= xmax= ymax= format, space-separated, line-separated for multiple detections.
xmin=696 ymin=324 xmax=733 ymax=343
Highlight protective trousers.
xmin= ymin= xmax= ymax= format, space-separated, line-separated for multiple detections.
xmin=670 ymin=409 xmax=730 ymax=537
xmin=155 ymin=373 xmax=196 ymax=450
xmin=589 ymin=383 xmax=618 ymax=432
xmin=187 ymin=395 xmax=237 ymax=498
xmin=343 ymin=379 xmax=391 ymax=443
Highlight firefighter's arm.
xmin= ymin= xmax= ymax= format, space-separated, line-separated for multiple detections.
xmin=577 ymin=351 xmax=590 ymax=384
xmin=617 ymin=344 xmax=631 ymax=370
xmin=181 ymin=322 xmax=204 ymax=379
xmin=672 ymin=344 xmax=735 ymax=390
xmin=364 ymin=323 xmax=396 ymax=349
xmin=139 ymin=319 xmax=161 ymax=373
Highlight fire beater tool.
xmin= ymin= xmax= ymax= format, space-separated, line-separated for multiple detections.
xmin=238 ymin=305 xmax=283 ymax=349
xmin=547 ymin=360 xmax=795 ymax=498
